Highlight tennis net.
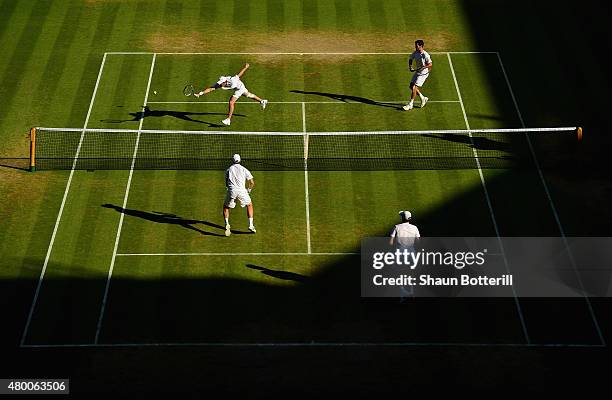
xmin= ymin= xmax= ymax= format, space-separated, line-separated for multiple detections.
xmin=29 ymin=127 xmax=581 ymax=171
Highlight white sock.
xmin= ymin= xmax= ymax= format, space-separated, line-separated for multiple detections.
xmin=419 ymin=93 xmax=425 ymax=101
xmin=409 ymin=99 xmax=414 ymax=105
xmin=248 ymin=217 xmax=254 ymax=227
xmin=225 ymin=218 xmax=229 ymax=226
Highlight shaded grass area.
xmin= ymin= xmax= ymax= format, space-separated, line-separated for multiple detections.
xmin=459 ymin=0 xmax=612 ymax=236
xmin=2 ymin=303 xmax=609 ymax=395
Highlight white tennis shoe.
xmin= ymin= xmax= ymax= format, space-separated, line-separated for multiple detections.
xmin=222 ymin=118 xmax=231 ymax=126
xmin=249 ymin=225 xmax=257 ymax=233
xmin=402 ymin=103 xmax=413 ymax=111
xmin=261 ymin=99 xmax=268 ymax=109
xmin=225 ymin=224 xmax=231 ymax=236
xmin=421 ymin=97 xmax=429 ymax=108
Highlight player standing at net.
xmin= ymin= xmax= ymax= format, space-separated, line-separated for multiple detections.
xmin=223 ymin=154 xmax=256 ymax=236
xmin=403 ymin=40 xmax=432 ymax=111
xmin=194 ymin=63 xmax=268 ymax=126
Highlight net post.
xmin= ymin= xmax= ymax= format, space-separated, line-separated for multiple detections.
xmin=29 ymin=127 xmax=36 ymax=172
xmin=576 ymin=126 xmax=583 ymax=142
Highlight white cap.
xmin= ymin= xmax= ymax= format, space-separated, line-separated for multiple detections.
xmin=217 ymin=76 xmax=231 ymax=85
xmin=232 ymin=154 xmax=241 ymax=163
xmin=399 ymin=210 xmax=412 ymax=220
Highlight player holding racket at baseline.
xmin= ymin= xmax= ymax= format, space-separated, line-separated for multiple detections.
xmin=194 ymin=63 xmax=268 ymax=126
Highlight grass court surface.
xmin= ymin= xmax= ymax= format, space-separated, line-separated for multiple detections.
xmin=1 ymin=0 xmax=611 ymax=393
xmin=17 ymin=51 xmax=603 ymax=347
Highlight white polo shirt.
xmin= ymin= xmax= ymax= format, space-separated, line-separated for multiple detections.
xmin=218 ymin=75 xmax=246 ymax=91
xmin=225 ymin=163 xmax=253 ymax=192
xmin=390 ymin=222 xmax=420 ymax=247
xmin=217 ymin=75 xmax=250 ymax=98
xmin=409 ymin=50 xmax=432 ymax=75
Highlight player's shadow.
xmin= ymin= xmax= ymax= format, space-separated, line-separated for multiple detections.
xmin=290 ymin=90 xmax=404 ymax=110
xmin=422 ymin=133 xmax=514 ymax=153
xmin=100 ymin=106 xmax=246 ymax=128
xmin=102 ymin=204 xmax=252 ymax=235
xmin=102 ymin=204 xmax=226 ymax=236
xmin=245 ymin=264 xmax=310 ymax=283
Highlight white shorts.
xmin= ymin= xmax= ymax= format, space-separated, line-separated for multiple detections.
xmin=232 ymin=86 xmax=251 ymax=99
xmin=411 ymin=72 xmax=429 ymax=87
xmin=224 ymin=189 xmax=252 ymax=208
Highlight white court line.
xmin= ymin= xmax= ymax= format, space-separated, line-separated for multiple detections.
xmin=94 ymin=53 xmax=157 ymax=344
xmin=496 ymin=52 xmax=606 ymax=346
xmin=20 ymin=54 xmax=108 ymax=347
xmin=302 ymin=102 xmax=312 ymax=254
xmin=145 ymin=100 xmax=460 ymax=104
xmin=106 ymin=51 xmax=498 ymax=55
xmin=447 ymin=53 xmax=530 ymax=344
xmin=116 ymin=252 xmax=358 ymax=256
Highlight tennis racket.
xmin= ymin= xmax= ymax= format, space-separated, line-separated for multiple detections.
xmin=183 ymin=84 xmax=195 ymax=96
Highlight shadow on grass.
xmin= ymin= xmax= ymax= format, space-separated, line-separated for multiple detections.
xmin=100 ymin=106 xmax=247 ymax=128
xmin=246 ymin=263 xmax=310 ymax=283
xmin=101 ymin=204 xmax=252 ymax=235
xmin=290 ymin=90 xmax=405 ymax=110
xmin=0 ymin=158 xmax=29 ymax=171
xmin=422 ymin=133 xmax=514 ymax=153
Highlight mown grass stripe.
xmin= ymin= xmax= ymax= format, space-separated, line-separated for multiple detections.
xmin=199 ymin=0 xmax=217 ymax=26
xmin=231 ymin=0 xmax=249 ymax=30
xmin=28 ymin=0 xmax=86 ymax=129
xmin=66 ymin=4 xmax=122 ymax=126
xmin=0 ymin=0 xmax=75 ymax=156
xmin=0 ymin=0 xmax=20 ymax=43
xmin=302 ymin=0 xmax=318 ymax=30
xmin=106 ymin=1 xmax=143 ymax=53
xmin=367 ymin=0 xmax=388 ymax=30
xmin=0 ymin=0 xmax=35 ymax=79
xmin=333 ymin=0 xmax=352 ymax=30
xmin=0 ymin=0 xmax=54 ymax=133
xmin=266 ymin=0 xmax=285 ymax=31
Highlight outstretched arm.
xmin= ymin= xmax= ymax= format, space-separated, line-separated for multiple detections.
xmin=237 ymin=63 xmax=250 ymax=78
xmin=196 ymin=83 xmax=221 ymax=97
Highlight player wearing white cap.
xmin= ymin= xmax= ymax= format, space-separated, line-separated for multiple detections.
xmin=389 ymin=211 xmax=420 ymax=248
xmin=223 ymin=154 xmax=256 ymax=236
xmin=194 ymin=63 xmax=268 ymax=126
xmin=390 ymin=211 xmax=420 ymax=301
xmin=403 ymin=40 xmax=432 ymax=111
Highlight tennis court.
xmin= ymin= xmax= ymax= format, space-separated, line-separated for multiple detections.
xmin=20 ymin=52 xmax=604 ymax=347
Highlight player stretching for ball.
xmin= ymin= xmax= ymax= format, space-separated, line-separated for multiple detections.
xmin=223 ymin=154 xmax=256 ymax=236
xmin=403 ymin=39 xmax=433 ymax=111
xmin=195 ymin=63 xmax=268 ymax=126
